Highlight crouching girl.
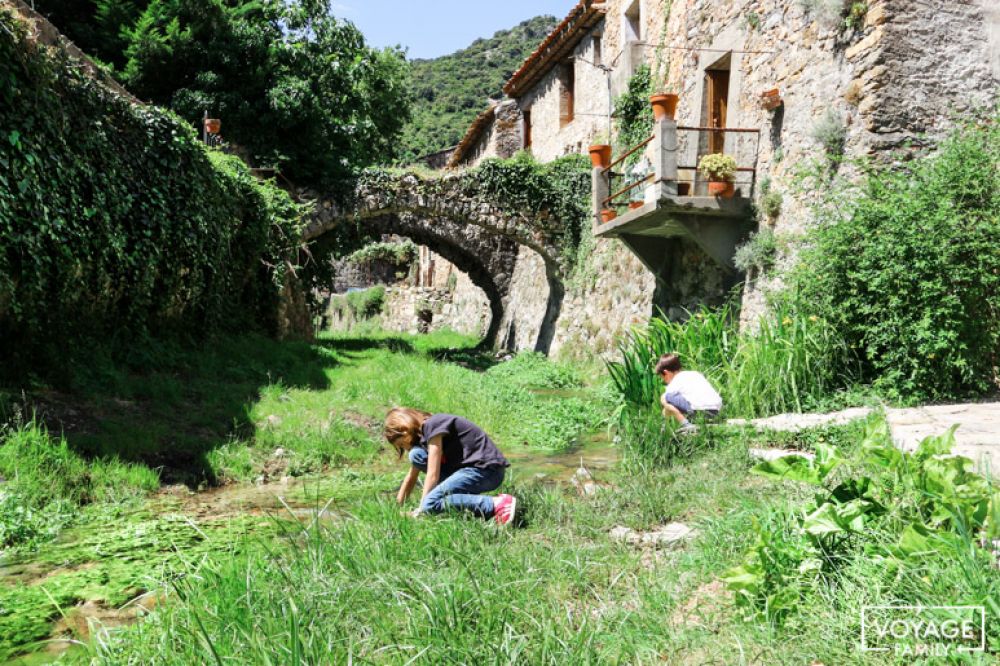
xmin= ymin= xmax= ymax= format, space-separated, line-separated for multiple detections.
xmin=383 ymin=407 xmax=517 ymax=525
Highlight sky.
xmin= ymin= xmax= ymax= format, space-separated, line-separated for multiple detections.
xmin=330 ymin=0 xmax=578 ymax=60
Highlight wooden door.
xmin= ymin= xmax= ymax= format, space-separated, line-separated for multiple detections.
xmin=706 ymin=69 xmax=730 ymax=154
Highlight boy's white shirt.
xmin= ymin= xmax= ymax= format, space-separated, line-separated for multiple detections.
xmin=663 ymin=370 xmax=723 ymax=411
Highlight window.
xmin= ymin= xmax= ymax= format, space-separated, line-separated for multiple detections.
xmin=523 ymin=109 xmax=532 ymax=148
xmin=592 ymin=35 xmax=602 ymax=67
xmin=559 ymin=60 xmax=575 ymax=127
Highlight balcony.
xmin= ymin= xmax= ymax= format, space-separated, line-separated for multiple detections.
xmin=591 ymin=119 xmax=757 ymax=273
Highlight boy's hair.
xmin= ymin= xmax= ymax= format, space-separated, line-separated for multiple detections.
xmin=654 ymin=353 xmax=682 ymax=376
xmin=383 ymin=407 xmax=432 ymax=458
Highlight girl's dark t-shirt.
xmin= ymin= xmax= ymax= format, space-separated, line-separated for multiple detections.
xmin=419 ymin=414 xmax=509 ymax=469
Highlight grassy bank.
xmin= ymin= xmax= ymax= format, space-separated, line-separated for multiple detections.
xmin=2 ymin=330 xmax=996 ymax=664
xmin=0 ymin=330 xmax=606 ymax=659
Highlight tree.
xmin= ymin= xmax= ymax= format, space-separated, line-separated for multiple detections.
xmin=121 ymin=0 xmax=410 ymax=187
xmin=32 ymin=0 xmax=149 ymax=72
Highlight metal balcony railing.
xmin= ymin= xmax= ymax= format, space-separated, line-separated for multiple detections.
xmin=595 ymin=120 xmax=760 ymax=215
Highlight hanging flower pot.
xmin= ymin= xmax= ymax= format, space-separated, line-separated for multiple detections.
xmin=588 ymin=144 xmax=612 ymax=169
xmin=649 ymin=93 xmax=679 ymax=121
xmin=760 ymin=88 xmax=782 ymax=111
xmin=600 ymin=208 xmax=617 ymax=223
xmin=628 ymin=201 xmax=643 ymax=209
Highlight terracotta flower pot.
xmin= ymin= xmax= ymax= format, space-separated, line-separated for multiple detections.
xmin=588 ymin=144 xmax=612 ymax=169
xmin=600 ymin=208 xmax=617 ymax=223
xmin=649 ymin=93 xmax=679 ymax=121
xmin=204 ymin=118 xmax=221 ymax=134
xmin=707 ymin=181 xmax=735 ymax=198
xmin=628 ymin=201 xmax=643 ymax=209
xmin=760 ymin=88 xmax=782 ymax=111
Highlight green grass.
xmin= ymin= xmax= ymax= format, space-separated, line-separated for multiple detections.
xmin=2 ymin=331 xmax=993 ymax=664
xmin=87 ymin=433 xmax=810 ymax=665
xmin=608 ymin=302 xmax=866 ymax=419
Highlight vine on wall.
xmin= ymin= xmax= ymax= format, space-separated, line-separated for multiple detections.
xmin=0 ymin=9 xmax=304 ymax=374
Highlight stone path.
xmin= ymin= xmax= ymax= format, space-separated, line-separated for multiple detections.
xmin=729 ymin=402 xmax=1000 ymax=476
xmin=727 ymin=407 xmax=873 ymax=432
xmin=886 ymin=403 xmax=1000 ymax=476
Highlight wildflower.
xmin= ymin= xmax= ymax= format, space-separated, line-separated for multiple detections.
xmin=927 ymin=353 xmax=936 ymax=359
xmin=808 ymin=315 xmax=819 ymax=322
xmin=782 ymin=317 xmax=792 ymax=325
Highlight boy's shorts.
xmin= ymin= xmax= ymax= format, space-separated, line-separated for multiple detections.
xmin=664 ymin=393 xmax=720 ymax=419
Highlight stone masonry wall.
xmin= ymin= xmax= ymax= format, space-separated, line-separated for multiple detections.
xmin=520 ymin=23 xmax=612 ymax=161
xmin=381 ymin=270 xmax=490 ymax=337
xmin=477 ymin=0 xmax=998 ymax=356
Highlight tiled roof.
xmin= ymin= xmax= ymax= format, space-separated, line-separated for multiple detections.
xmin=446 ymin=103 xmax=498 ymax=168
xmin=502 ymin=1 xmax=607 ymax=98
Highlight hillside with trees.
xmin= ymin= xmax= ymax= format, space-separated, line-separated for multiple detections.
xmin=399 ymin=15 xmax=557 ymax=162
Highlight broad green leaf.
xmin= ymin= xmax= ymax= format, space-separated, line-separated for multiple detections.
xmin=721 ymin=564 xmax=763 ymax=593
xmin=914 ymin=425 xmax=958 ymax=461
xmin=987 ymin=492 xmax=1000 ymax=539
xmin=752 ymin=456 xmax=823 ymax=485
xmin=803 ymin=502 xmax=844 ymax=535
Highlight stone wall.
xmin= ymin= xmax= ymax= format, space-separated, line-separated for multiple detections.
xmin=519 ymin=25 xmax=612 ymax=161
xmin=463 ymin=101 xmax=527 ymax=164
xmin=381 ymin=270 xmax=490 ymax=337
xmin=459 ymin=0 xmax=999 ymax=354
xmin=324 ymin=250 xmax=492 ymax=339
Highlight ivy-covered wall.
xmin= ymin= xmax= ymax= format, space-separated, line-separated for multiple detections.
xmin=0 ymin=8 xmax=302 ymax=374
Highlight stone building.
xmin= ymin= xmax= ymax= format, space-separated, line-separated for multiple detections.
xmin=450 ymin=0 xmax=999 ymax=357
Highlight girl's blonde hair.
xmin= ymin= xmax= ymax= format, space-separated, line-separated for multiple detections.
xmin=383 ymin=407 xmax=432 ymax=458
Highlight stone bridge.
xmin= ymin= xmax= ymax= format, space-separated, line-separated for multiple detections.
xmin=302 ymin=171 xmax=574 ymax=350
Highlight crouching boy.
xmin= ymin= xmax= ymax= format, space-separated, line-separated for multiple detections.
xmin=654 ymin=353 xmax=722 ymax=434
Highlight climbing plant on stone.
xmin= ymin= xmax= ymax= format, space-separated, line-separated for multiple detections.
xmin=0 ymin=8 xmax=304 ymax=377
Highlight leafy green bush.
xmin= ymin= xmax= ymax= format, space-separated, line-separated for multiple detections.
xmin=346 ymin=286 xmax=387 ymax=320
xmin=467 ymin=152 xmax=591 ymax=255
xmin=613 ymin=65 xmax=653 ymax=164
xmin=608 ymin=303 xmax=853 ymax=419
xmin=793 ymin=117 xmax=1000 ymax=399
xmin=347 ymin=240 xmax=418 ymax=266
xmin=33 ymin=0 xmax=411 ymax=187
xmin=0 ymin=10 xmax=304 ymax=376
xmin=724 ymin=420 xmax=1000 ymax=625
xmin=734 ymin=228 xmax=777 ymax=275
xmin=810 ymin=108 xmax=846 ymax=159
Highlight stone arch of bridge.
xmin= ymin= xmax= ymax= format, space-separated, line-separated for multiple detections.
xmin=302 ymin=172 xmax=572 ymax=353
xmin=365 ymin=213 xmax=518 ymax=347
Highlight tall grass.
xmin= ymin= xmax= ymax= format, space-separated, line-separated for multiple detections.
xmin=608 ymin=303 xmax=854 ymax=419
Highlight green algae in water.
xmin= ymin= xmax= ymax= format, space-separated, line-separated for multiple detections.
xmin=0 ymin=509 xmax=284 ymax=660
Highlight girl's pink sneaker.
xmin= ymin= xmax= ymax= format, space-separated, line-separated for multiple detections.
xmin=494 ymin=494 xmax=517 ymax=526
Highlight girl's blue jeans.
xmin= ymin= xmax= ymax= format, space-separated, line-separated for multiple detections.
xmin=408 ymin=447 xmax=504 ymax=518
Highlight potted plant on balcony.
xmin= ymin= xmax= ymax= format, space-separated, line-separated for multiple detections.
xmin=600 ymin=208 xmax=617 ymax=223
xmin=649 ymin=92 xmax=679 ymax=121
xmin=588 ymin=131 xmax=612 ymax=169
xmin=698 ymin=153 xmax=738 ymax=198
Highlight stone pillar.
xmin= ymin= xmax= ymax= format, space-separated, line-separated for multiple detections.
xmin=591 ymin=167 xmax=609 ymax=228
xmin=651 ymin=118 xmax=679 ymax=199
